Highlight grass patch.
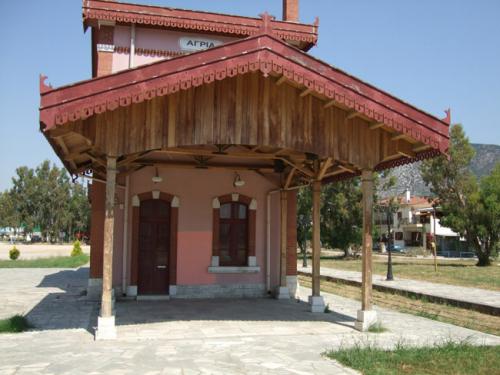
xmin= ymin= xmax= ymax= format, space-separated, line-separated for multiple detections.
xmin=318 ymin=255 xmax=500 ymax=291
xmin=367 ymin=322 xmax=388 ymax=333
xmin=299 ymin=275 xmax=500 ymax=336
xmin=325 ymin=341 xmax=500 ymax=375
xmin=0 ymin=254 xmax=89 ymax=268
xmin=0 ymin=315 xmax=32 ymax=333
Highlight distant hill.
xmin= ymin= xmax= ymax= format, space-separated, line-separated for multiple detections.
xmin=470 ymin=144 xmax=500 ymax=177
xmin=380 ymin=143 xmax=500 ymax=197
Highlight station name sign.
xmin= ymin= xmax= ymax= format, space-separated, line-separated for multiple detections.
xmin=179 ymin=37 xmax=223 ymax=52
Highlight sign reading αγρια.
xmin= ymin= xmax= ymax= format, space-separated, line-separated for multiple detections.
xmin=179 ymin=37 xmax=223 ymax=52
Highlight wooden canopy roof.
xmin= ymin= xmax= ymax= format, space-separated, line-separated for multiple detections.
xmin=40 ymin=21 xmax=449 ymax=185
xmin=83 ymin=0 xmax=318 ymax=51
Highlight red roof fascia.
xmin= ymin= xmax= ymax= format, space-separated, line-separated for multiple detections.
xmin=83 ymin=0 xmax=318 ymax=48
xmin=40 ymin=33 xmax=449 ymax=154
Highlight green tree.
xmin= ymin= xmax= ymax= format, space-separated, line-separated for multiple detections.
xmin=6 ymin=160 xmax=90 ymax=242
xmin=10 ymin=166 xmax=37 ymax=233
xmin=69 ymin=182 xmax=90 ymax=236
xmin=320 ymin=179 xmax=362 ymax=257
xmin=0 ymin=191 xmax=19 ymax=230
xmin=297 ymin=187 xmax=312 ymax=266
xmin=421 ymin=124 xmax=498 ymax=266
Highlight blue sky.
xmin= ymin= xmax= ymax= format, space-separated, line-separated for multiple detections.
xmin=0 ymin=0 xmax=499 ymax=191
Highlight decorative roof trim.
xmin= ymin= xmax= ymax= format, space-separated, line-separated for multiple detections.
xmin=115 ymin=45 xmax=187 ymax=58
xmin=83 ymin=0 xmax=318 ymax=47
xmin=324 ymin=149 xmax=442 ymax=184
xmin=40 ymin=34 xmax=448 ymax=154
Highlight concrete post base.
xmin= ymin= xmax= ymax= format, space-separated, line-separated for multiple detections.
xmin=354 ymin=310 xmax=378 ymax=331
xmin=309 ymin=295 xmax=325 ymax=313
xmin=86 ymin=278 xmax=102 ymax=300
xmin=286 ymin=275 xmax=298 ymax=298
xmin=275 ymin=286 xmax=290 ymax=299
xmin=126 ymin=285 xmax=138 ymax=297
xmin=169 ymin=285 xmax=177 ymax=296
xmin=95 ymin=316 xmax=117 ymax=340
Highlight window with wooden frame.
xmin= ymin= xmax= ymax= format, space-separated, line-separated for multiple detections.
xmin=219 ymin=202 xmax=248 ymax=266
xmin=211 ymin=194 xmax=258 ymax=271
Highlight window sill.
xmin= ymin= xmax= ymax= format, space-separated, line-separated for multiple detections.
xmin=208 ymin=266 xmax=260 ymax=274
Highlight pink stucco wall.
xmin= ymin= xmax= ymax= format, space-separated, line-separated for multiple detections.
xmin=112 ymin=25 xmax=237 ymax=73
xmin=111 ymin=167 xmax=282 ymax=290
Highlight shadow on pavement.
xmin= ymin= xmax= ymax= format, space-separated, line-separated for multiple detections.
xmin=24 ymin=268 xmax=356 ymax=335
xmin=25 ymin=267 xmax=98 ymax=334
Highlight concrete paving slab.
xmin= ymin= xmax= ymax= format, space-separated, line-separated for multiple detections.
xmin=0 ymin=267 xmax=498 ymax=374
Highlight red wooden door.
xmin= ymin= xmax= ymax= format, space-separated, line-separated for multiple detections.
xmin=138 ymin=199 xmax=170 ymax=294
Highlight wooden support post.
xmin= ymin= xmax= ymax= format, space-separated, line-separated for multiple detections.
xmin=280 ymin=190 xmax=288 ymax=288
xmin=312 ymin=180 xmax=321 ymax=297
xmin=276 ymin=190 xmax=290 ymax=299
xmin=355 ymin=169 xmax=377 ymax=330
xmin=101 ymin=156 xmax=117 ymax=318
xmin=95 ymin=156 xmax=118 ymax=340
xmin=310 ymin=179 xmax=325 ymax=312
xmin=361 ymin=169 xmax=373 ymax=310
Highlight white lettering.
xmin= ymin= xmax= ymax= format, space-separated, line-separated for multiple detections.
xmin=179 ymin=37 xmax=222 ymax=52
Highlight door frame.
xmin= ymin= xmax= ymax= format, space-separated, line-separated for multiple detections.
xmin=130 ymin=191 xmax=179 ymax=295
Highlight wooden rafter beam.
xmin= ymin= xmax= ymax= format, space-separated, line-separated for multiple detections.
xmin=398 ymin=150 xmax=414 ymax=159
xmin=391 ymin=133 xmax=406 ymax=141
xmin=55 ymin=136 xmax=78 ymax=170
xmin=160 ymin=148 xmax=281 ymax=161
xmin=84 ymin=152 xmax=106 ymax=168
xmin=117 ymin=151 xmax=154 ymax=168
xmin=284 ymin=167 xmax=296 ymax=189
xmin=338 ymin=164 xmax=356 ymax=174
xmin=369 ymin=122 xmax=385 ymax=130
xmin=48 ymin=127 xmax=71 ymax=138
xmin=317 ymin=157 xmax=333 ymax=180
xmin=413 ymin=144 xmax=431 ymax=152
xmin=323 ymin=99 xmax=354 ymax=112
xmin=323 ymin=168 xmax=346 ymax=178
xmin=280 ymin=158 xmax=314 ymax=178
xmin=346 ymin=111 xmax=359 ymax=120
xmin=276 ymin=75 xmax=288 ymax=86
xmin=64 ymin=145 xmax=92 ymax=162
xmin=137 ymin=159 xmax=275 ymax=173
xmin=300 ymin=88 xmax=313 ymax=98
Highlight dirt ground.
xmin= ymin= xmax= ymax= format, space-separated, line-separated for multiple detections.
xmin=0 ymin=242 xmax=90 ymax=260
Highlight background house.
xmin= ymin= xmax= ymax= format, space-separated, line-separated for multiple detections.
xmin=375 ymin=190 xmax=462 ymax=254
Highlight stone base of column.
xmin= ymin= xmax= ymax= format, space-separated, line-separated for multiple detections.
xmin=86 ymin=278 xmax=102 ymax=300
xmin=169 ymin=285 xmax=177 ymax=296
xmin=275 ymin=286 xmax=290 ymax=299
xmin=309 ymin=295 xmax=325 ymax=313
xmin=286 ymin=275 xmax=298 ymax=298
xmin=126 ymin=285 xmax=138 ymax=297
xmin=354 ymin=310 xmax=378 ymax=331
xmin=95 ymin=315 xmax=117 ymax=340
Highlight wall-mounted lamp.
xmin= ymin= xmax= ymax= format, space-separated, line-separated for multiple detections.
xmin=233 ymin=172 xmax=245 ymax=188
xmin=152 ymin=167 xmax=163 ymax=184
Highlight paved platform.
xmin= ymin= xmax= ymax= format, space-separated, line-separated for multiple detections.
xmin=0 ymin=267 xmax=499 ymax=375
xmin=299 ymin=265 xmax=500 ymax=315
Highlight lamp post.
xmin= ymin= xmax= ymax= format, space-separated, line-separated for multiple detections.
xmin=386 ymin=209 xmax=394 ymax=281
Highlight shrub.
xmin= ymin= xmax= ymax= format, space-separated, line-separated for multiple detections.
xmin=71 ymin=240 xmax=83 ymax=257
xmin=9 ymin=246 xmax=20 ymax=260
